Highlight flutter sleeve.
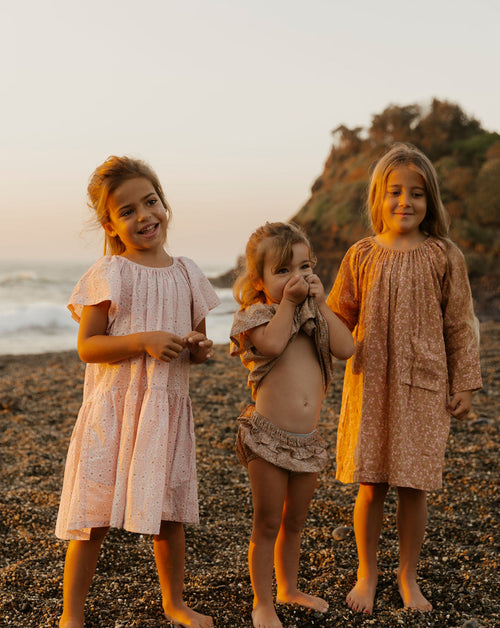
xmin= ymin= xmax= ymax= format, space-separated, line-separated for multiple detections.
xmin=178 ymin=257 xmax=221 ymax=329
xmin=67 ymin=256 xmax=121 ymax=327
xmin=442 ymin=242 xmax=482 ymax=394
xmin=229 ymin=303 xmax=276 ymax=356
xmin=326 ymin=244 xmax=360 ymax=332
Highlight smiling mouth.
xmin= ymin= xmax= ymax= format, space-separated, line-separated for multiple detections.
xmin=138 ymin=223 xmax=159 ymax=235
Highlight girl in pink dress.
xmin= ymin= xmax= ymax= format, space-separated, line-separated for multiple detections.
xmin=56 ymin=156 xmax=219 ymax=628
xmin=327 ymin=143 xmax=482 ymax=614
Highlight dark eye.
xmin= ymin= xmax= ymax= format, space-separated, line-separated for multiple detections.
xmin=301 ymin=262 xmax=312 ymax=270
xmin=120 ymin=208 xmax=134 ymax=217
xmin=276 ymin=268 xmax=288 ymax=275
xmin=147 ymin=198 xmax=158 ymax=206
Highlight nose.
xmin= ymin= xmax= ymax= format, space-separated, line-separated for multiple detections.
xmin=399 ymin=191 xmax=411 ymax=207
xmin=136 ymin=205 xmax=151 ymax=220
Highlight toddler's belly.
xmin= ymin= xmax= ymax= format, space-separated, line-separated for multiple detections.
xmin=255 ymin=333 xmax=324 ymax=432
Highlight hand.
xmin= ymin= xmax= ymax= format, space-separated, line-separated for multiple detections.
xmin=282 ymin=275 xmax=309 ymax=305
xmin=447 ymin=390 xmax=473 ymax=420
xmin=184 ymin=330 xmax=214 ymax=363
xmin=144 ymin=331 xmax=186 ymax=362
xmin=306 ymin=273 xmax=326 ymax=303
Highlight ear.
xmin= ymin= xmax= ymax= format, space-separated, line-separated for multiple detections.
xmin=103 ymin=222 xmax=117 ymax=238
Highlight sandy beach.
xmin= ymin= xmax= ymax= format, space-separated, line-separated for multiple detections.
xmin=0 ymin=322 xmax=498 ymax=627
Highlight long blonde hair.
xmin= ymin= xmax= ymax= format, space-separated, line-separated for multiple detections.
xmin=233 ymin=222 xmax=315 ymax=307
xmin=87 ymin=155 xmax=172 ymax=255
xmin=367 ymin=143 xmax=450 ymax=239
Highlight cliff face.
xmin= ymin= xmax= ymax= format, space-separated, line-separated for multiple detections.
xmin=290 ymin=100 xmax=500 ymax=320
xmin=214 ymin=99 xmax=500 ymax=320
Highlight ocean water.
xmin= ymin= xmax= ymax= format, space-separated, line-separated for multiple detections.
xmin=0 ymin=259 xmax=236 ymax=356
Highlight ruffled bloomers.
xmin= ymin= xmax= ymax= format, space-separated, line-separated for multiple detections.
xmin=236 ymin=404 xmax=327 ymax=473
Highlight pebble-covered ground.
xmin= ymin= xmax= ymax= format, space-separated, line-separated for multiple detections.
xmin=0 ymin=322 xmax=498 ymax=628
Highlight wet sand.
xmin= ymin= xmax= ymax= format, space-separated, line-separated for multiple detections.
xmin=0 ymin=322 xmax=499 ymax=627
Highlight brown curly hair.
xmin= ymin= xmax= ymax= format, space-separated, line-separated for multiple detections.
xmin=233 ymin=222 xmax=315 ymax=307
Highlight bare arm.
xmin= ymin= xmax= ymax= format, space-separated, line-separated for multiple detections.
xmin=77 ymin=301 xmax=186 ymax=364
xmin=308 ymin=274 xmax=355 ymax=360
xmin=248 ymin=276 xmax=309 ymax=357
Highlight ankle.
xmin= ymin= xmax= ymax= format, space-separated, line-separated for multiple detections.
xmin=397 ymin=566 xmax=418 ymax=580
xmin=59 ymin=615 xmax=84 ymax=628
xmin=357 ymin=566 xmax=379 ymax=582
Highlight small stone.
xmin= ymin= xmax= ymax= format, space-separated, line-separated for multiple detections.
xmin=471 ymin=418 xmax=491 ymax=427
xmin=332 ymin=525 xmax=353 ymax=541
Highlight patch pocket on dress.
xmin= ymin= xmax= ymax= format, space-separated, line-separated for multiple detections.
xmin=401 ymin=356 xmax=443 ymax=392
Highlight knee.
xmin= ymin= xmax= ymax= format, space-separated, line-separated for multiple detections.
xmin=359 ymin=482 xmax=389 ymax=505
xmin=252 ymin=512 xmax=282 ymax=541
xmin=89 ymin=526 xmax=109 ymax=543
xmin=281 ymin=512 xmax=307 ymax=536
xmin=397 ymin=486 xmax=427 ymax=507
xmin=154 ymin=520 xmax=183 ymax=541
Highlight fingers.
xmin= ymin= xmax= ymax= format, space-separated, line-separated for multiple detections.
xmin=184 ymin=331 xmax=215 ymax=361
xmin=284 ymin=275 xmax=309 ymax=303
xmin=447 ymin=392 xmax=472 ymax=420
xmin=184 ymin=331 xmax=213 ymax=347
xmin=159 ymin=338 xmax=186 ymax=362
xmin=306 ymin=274 xmax=325 ymax=299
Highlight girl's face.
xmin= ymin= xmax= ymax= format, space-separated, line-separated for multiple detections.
xmin=104 ymin=177 xmax=168 ymax=259
xmin=381 ymin=166 xmax=427 ymax=241
xmin=257 ymin=241 xmax=313 ymax=304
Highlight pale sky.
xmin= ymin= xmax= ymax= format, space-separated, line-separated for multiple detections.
xmin=2 ymin=0 xmax=499 ymax=269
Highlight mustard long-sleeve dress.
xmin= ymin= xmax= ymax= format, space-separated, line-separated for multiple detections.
xmin=327 ymin=237 xmax=482 ymax=490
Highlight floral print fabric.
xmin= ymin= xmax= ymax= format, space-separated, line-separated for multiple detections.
xmin=327 ymin=237 xmax=482 ymax=490
xmin=56 ymin=255 xmax=220 ymax=540
xmin=230 ymin=296 xmax=333 ymax=400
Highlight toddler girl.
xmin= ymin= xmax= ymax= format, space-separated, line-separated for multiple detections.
xmin=327 ymin=143 xmax=482 ymax=613
xmin=230 ymin=222 xmax=354 ymax=628
xmin=56 ymin=156 xmax=219 ymax=628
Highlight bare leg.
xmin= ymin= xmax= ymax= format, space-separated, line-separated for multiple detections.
xmin=275 ymin=472 xmax=328 ymax=613
xmin=396 ymin=487 xmax=432 ymax=611
xmin=59 ymin=527 xmax=109 ymax=628
xmin=154 ymin=521 xmax=213 ymax=628
xmin=248 ymin=458 xmax=288 ymax=628
xmin=346 ymin=483 xmax=388 ymax=614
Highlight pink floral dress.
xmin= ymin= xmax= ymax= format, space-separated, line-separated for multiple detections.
xmin=56 ymin=255 xmax=220 ymax=540
xmin=327 ymin=237 xmax=482 ymax=491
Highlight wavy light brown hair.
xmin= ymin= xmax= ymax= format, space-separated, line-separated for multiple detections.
xmin=367 ymin=143 xmax=450 ymax=239
xmin=233 ymin=222 xmax=316 ymax=308
xmin=87 ymin=155 xmax=172 ymax=255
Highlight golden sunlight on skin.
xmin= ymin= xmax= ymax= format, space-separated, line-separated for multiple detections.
xmin=376 ymin=166 xmax=428 ymax=250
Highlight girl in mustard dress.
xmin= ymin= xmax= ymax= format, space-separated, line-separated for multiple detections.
xmin=327 ymin=143 xmax=482 ymax=614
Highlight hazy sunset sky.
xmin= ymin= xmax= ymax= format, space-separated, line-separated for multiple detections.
xmin=2 ymin=0 xmax=499 ymax=268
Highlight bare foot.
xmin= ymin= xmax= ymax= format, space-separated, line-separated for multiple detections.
xmin=164 ymin=602 xmax=214 ymax=628
xmin=346 ymin=575 xmax=377 ymax=613
xmin=251 ymin=603 xmax=283 ymax=628
xmin=276 ymin=590 xmax=328 ymax=613
xmin=397 ymin=573 xmax=432 ymax=611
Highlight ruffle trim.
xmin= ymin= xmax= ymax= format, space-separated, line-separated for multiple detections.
xmin=236 ymin=405 xmax=327 ymax=473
